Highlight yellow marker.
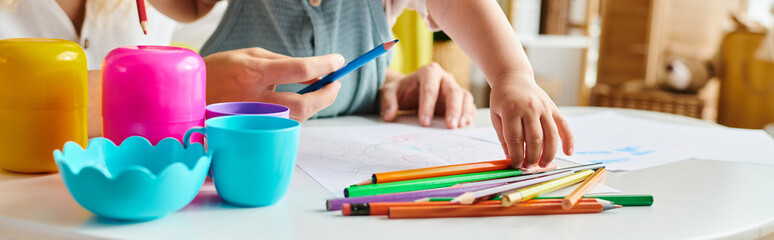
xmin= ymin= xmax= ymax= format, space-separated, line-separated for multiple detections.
xmin=501 ymin=169 xmax=594 ymax=207
xmin=0 ymin=38 xmax=88 ymax=173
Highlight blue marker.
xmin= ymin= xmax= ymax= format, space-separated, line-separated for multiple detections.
xmin=297 ymin=39 xmax=399 ymax=94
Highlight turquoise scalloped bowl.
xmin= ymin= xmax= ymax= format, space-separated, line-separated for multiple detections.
xmin=54 ymin=136 xmax=211 ymax=220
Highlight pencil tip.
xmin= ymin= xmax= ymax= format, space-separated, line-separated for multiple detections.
xmin=596 ymin=199 xmax=613 ymax=205
xmin=455 ymin=193 xmax=474 ymax=205
xmin=140 ymin=21 xmax=148 ymax=35
xmin=414 ymin=198 xmax=430 ymax=203
xmin=382 ymin=39 xmax=399 ymax=51
xmin=393 ymin=39 xmax=399 ymax=43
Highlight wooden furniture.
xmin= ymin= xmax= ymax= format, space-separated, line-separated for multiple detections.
xmin=718 ymin=28 xmax=774 ymax=129
xmin=593 ymin=0 xmax=743 ymax=120
xmin=433 ymin=36 xmax=472 ymax=91
xmin=597 ymin=0 xmax=743 ymax=87
xmin=596 ymin=0 xmax=651 ymax=86
xmin=504 ymin=0 xmax=599 ymax=106
xmin=591 ymin=81 xmax=707 ymax=119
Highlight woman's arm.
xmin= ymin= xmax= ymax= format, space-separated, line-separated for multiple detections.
xmin=425 ymin=0 xmax=574 ymax=168
xmin=147 ymin=0 xmax=220 ymax=23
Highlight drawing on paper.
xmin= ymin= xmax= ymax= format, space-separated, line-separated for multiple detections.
xmin=297 ymin=124 xmax=506 ymax=196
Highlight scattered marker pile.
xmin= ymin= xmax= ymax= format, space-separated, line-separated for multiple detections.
xmin=325 ymin=160 xmax=653 ymax=219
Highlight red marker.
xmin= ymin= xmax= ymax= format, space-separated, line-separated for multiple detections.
xmin=136 ymin=0 xmax=148 ymax=35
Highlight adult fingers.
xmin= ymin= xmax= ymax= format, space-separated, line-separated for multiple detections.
xmin=243 ymin=47 xmax=290 ymax=59
xmin=380 ymin=84 xmax=400 ymax=122
xmin=502 ymin=115 xmax=525 ymax=169
xmin=266 ymin=81 xmax=341 ymax=122
xmin=260 ymin=54 xmax=345 ymax=85
xmin=459 ymin=91 xmax=476 ymax=128
xmin=301 ymin=80 xmax=341 ymax=116
xmin=440 ymin=74 xmax=463 ymax=129
xmin=261 ymin=92 xmax=305 ymax=121
xmin=299 ymin=78 xmax=320 ymax=85
xmin=554 ymin=111 xmax=575 ymax=155
xmin=539 ymin=115 xmax=559 ymax=167
xmin=522 ymin=115 xmax=543 ymax=168
xmin=417 ymin=66 xmax=443 ymax=127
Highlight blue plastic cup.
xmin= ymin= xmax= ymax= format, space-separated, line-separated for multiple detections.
xmin=183 ymin=115 xmax=300 ymax=207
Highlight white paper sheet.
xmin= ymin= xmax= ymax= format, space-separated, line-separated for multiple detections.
xmin=451 ymin=111 xmax=774 ymax=171
xmin=678 ymin=126 xmax=774 ymax=166
xmin=553 ymin=111 xmax=695 ymax=171
xmin=298 ymin=121 xmax=623 ymax=197
xmin=297 ymin=123 xmax=507 ymax=197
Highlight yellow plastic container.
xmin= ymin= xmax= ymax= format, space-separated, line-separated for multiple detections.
xmin=0 ymin=38 xmax=88 ymax=173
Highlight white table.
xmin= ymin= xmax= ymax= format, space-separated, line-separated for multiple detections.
xmin=1 ymin=107 xmax=774 ymax=239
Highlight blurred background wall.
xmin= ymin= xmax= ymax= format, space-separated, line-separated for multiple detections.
xmin=171 ymin=0 xmax=774 ymax=130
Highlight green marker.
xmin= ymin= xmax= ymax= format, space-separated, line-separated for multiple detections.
xmin=534 ymin=195 xmax=654 ymax=206
xmin=421 ymin=194 xmax=654 ymax=206
xmin=344 ymin=169 xmax=523 ymax=198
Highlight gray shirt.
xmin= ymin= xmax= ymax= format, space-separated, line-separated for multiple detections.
xmin=200 ymin=0 xmax=393 ymax=118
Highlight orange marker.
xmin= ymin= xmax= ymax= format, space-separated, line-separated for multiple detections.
xmin=372 ymin=160 xmax=512 ymax=184
xmin=388 ymin=199 xmax=619 ymax=219
xmin=342 ymin=199 xmax=599 ymax=216
xmin=563 ymin=167 xmax=606 ymax=209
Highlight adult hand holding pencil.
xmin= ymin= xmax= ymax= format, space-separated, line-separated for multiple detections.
xmin=297 ymin=39 xmax=399 ymax=95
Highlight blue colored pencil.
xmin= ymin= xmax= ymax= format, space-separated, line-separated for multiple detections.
xmin=297 ymin=39 xmax=399 ymax=94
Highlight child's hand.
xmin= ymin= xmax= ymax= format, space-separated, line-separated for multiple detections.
xmin=204 ymin=47 xmax=345 ymax=122
xmin=489 ymin=76 xmax=574 ymax=169
xmin=380 ymin=63 xmax=476 ymax=129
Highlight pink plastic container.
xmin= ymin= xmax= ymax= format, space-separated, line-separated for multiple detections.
xmin=101 ymin=46 xmax=206 ymax=144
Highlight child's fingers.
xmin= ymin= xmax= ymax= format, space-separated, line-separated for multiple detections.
xmin=460 ymin=91 xmax=476 ymax=127
xmin=380 ymin=84 xmax=399 ymax=122
xmin=417 ymin=69 xmax=442 ymax=127
xmin=553 ymin=111 xmax=574 ymax=155
xmin=539 ymin=114 xmax=559 ymax=167
xmin=491 ymin=113 xmax=510 ymax=160
xmin=522 ymin=115 xmax=543 ymax=168
xmin=502 ymin=115 xmax=526 ymax=169
xmin=261 ymin=54 xmax=345 ymax=85
xmin=440 ymin=74 xmax=463 ymax=129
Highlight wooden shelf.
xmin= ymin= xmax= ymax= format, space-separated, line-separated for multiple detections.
xmin=520 ymin=35 xmax=590 ymax=48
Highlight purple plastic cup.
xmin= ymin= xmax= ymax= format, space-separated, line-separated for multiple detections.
xmin=206 ymin=102 xmax=290 ymax=119
xmin=203 ymin=102 xmax=290 ymax=178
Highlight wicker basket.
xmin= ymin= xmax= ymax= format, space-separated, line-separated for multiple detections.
xmin=590 ymin=81 xmax=704 ymax=119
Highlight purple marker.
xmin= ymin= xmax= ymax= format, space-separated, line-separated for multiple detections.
xmin=326 ymin=182 xmax=505 ymax=211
